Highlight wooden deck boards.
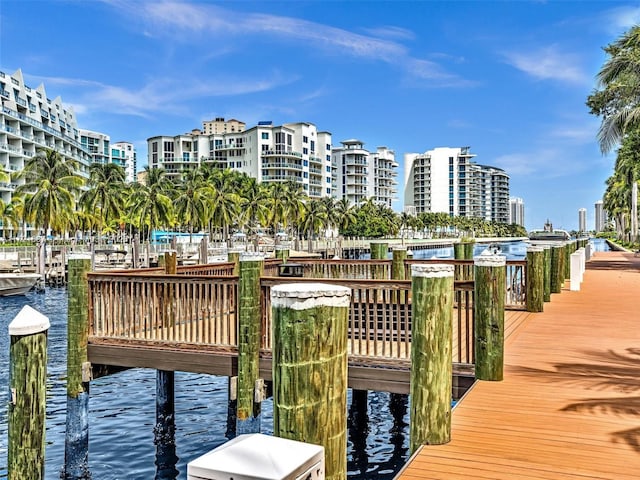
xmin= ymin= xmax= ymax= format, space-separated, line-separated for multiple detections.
xmin=396 ymin=250 xmax=640 ymax=479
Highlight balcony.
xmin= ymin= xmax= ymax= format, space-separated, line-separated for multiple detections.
xmin=262 ymin=161 xmax=303 ymax=171
xmin=262 ymin=150 xmax=303 ymax=159
xmin=14 ymin=96 xmax=27 ymax=107
xmin=0 ymin=89 xmax=10 ymax=99
xmin=41 ymin=110 xmax=49 ymax=119
xmin=262 ymin=174 xmax=303 ymax=182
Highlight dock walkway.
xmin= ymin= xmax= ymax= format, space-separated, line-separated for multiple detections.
xmin=396 ymin=250 xmax=640 ymax=479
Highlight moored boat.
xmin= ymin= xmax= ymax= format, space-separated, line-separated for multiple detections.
xmin=528 ymin=219 xmax=571 ymax=242
xmin=0 ymin=272 xmax=43 ymax=296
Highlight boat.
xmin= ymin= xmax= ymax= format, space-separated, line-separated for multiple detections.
xmin=0 ymin=272 xmax=43 ymax=296
xmin=528 ymin=219 xmax=571 ymax=242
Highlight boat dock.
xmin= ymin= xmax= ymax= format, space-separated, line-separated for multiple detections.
xmin=395 ymin=250 xmax=640 ymax=479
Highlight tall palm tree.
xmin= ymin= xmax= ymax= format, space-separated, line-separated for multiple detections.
xmin=239 ymin=177 xmax=269 ymax=239
xmin=206 ymin=168 xmax=241 ymax=242
xmin=79 ymin=162 xmax=128 ymax=242
xmin=127 ymin=167 xmax=174 ymax=241
xmin=588 ymin=26 xmax=640 ymax=153
xmin=302 ymin=199 xmax=327 ymax=252
xmin=14 ymin=148 xmax=84 ymax=238
xmin=174 ymin=167 xmax=209 ymax=242
xmin=334 ymin=198 xmax=356 ymax=235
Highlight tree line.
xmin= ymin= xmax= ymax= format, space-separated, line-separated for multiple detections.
xmin=0 ymin=148 xmax=526 ymax=244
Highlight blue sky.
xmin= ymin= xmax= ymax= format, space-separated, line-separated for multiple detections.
xmin=1 ymin=0 xmax=637 ymax=231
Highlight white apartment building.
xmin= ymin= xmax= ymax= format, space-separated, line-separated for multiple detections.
xmin=578 ymin=208 xmax=587 ymax=233
xmin=148 ymin=120 xmax=332 ymax=198
xmin=330 ymin=140 xmax=398 ymax=207
xmin=404 ymin=146 xmax=510 ymax=223
xmin=203 ymin=117 xmax=246 ymax=135
xmin=112 ymin=142 xmax=137 ymax=183
xmin=594 ymin=200 xmax=606 ymax=232
xmin=0 ymin=68 xmax=93 ymax=216
xmin=80 ymin=130 xmax=137 ymax=183
xmin=509 ymin=197 xmax=525 ymax=227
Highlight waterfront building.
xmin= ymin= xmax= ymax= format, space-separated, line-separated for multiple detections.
xmin=594 ymin=200 xmax=606 ymax=232
xmin=404 ymin=146 xmax=510 ymax=222
xmin=111 ymin=141 xmax=137 ymax=183
xmin=331 ymin=140 xmax=398 ymax=207
xmin=202 ymin=117 xmax=245 ymax=135
xmin=0 ymin=68 xmax=94 ymax=235
xmin=578 ymin=208 xmax=587 ymax=233
xmin=80 ymin=129 xmax=110 ymax=166
xmin=148 ymin=120 xmax=333 ymax=198
xmin=509 ymin=197 xmax=525 ymax=227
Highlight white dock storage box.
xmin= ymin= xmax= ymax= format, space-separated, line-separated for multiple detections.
xmin=187 ymin=433 xmax=325 ymax=480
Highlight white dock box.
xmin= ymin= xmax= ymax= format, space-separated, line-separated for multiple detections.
xmin=187 ymin=433 xmax=325 ymax=480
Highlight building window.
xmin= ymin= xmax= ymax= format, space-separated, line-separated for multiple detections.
xmin=303 ymin=136 xmax=308 ymax=143
xmin=310 ymin=140 xmax=315 ymax=152
xmin=303 ymin=147 xmax=308 ymax=155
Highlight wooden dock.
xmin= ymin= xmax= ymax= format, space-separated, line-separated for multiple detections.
xmin=396 ymin=250 xmax=640 ymax=479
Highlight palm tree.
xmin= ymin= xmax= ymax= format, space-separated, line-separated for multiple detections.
xmin=14 ymin=148 xmax=84 ymax=239
xmin=302 ymin=199 xmax=327 ymax=252
xmin=239 ymin=177 xmax=269 ymax=240
xmin=588 ymin=26 xmax=640 ymax=153
xmin=206 ymin=168 xmax=241 ymax=242
xmin=127 ymin=167 xmax=174 ymax=241
xmin=334 ymin=198 xmax=356 ymax=235
xmin=174 ymin=167 xmax=209 ymax=242
xmin=79 ymin=162 xmax=128 ymax=242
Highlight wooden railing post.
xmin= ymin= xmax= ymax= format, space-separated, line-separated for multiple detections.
xmin=63 ymin=254 xmax=92 ymax=480
xmin=454 ymin=241 xmax=474 ymax=281
xmin=392 ymin=246 xmax=407 ymax=302
xmin=526 ymin=246 xmax=544 ymax=312
xmin=8 ymin=306 xmax=50 ymax=480
xmin=237 ymin=254 xmax=264 ymax=434
xmin=474 ymin=253 xmax=506 ymax=381
xmin=410 ymin=264 xmax=454 ymax=452
xmin=272 ymin=283 xmax=351 ymax=480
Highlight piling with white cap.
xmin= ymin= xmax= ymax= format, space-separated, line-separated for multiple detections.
xmin=410 ymin=264 xmax=454 ymax=452
xmin=474 ymin=253 xmax=506 ymax=381
xmin=526 ymin=246 xmax=544 ymax=312
xmin=271 ymin=283 xmax=350 ymax=480
xmin=8 ymin=305 xmax=50 ymax=480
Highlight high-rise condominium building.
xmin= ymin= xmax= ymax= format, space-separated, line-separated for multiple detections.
xmin=112 ymin=142 xmax=137 ymax=183
xmin=0 ymin=69 xmax=93 ymax=224
xmin=202 ymin=117 xmax=246 ymax=135
xmin=509 ymin=197 xmax=525 ymax=227
xmin=578 ymin=208 xmax=587 ymax=233
xmin=148 ymin=121 xmax=332 ymax=198
xmin=331 ymin=140 xmax=398 ymax=207
xmin=80 ymin=130 xmax=137 ymax=183
xmin=594 ymin=200 xmax=606 ymax=232
xmin=404 ymin=146 xmax=510 ymax=223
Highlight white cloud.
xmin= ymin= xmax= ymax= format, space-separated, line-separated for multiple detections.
xmin=603 ymin=5 xmax=640 ymax=33
xmin=103 ymin=0 xmax=470 ymax=87
xmin=362 ymin=25 xmax=416 ymax=41
xmin=503 ymin=45 xmax=588 ymax=85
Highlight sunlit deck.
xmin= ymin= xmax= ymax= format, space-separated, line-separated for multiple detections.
xmin=396 ymin=250 xmax=640 ymax=479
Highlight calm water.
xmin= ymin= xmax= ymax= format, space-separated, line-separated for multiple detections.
xmin=0 ymin=289 xmax=409 ymax=479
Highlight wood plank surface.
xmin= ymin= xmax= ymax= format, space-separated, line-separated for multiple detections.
xmin=396 ymin=250 xmax=640 ymax=479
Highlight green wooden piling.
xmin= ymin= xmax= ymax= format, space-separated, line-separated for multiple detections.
xmin=271 ymin=283 xmax=351 ymax=480
xmin=370 ymin=241 xmax=388 ymax=262
xmin=474 ymin=254 xmax=506 ymax=381
xmin=454 ymin=241 xmax=474 ymax=281
xmin=237 ymin=254 xmax=264 ymax=434
xmin=550 ymin=245 xmax=562 ymax=294
xmin=392 ymin=247 xmax=407 ymax=302
xmin=63 ymin=255 xmax=92 ymax=480
xmin=155 ymin=251 xmax=178 ymax=478
xmin=275 ymin=245 xmax=289 ymax=263
xmin=8 ymin=306 xmax=50 ymax=480
xmin=543 ymin=246 xmax=551 ymax=302
xmin=227 ymin=249 xmax=241 ymax=276
xmin=410 ymin=264 xmax=454 ymax=453
xmin=526 ymin=246 xmax=544 ymax=312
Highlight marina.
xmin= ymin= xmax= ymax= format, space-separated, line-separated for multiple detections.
xmin=3 ymin=238 xmax=626 ymax=479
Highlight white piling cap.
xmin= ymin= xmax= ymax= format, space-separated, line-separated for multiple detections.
xmin=271 ymin=283 xmax=351 ymax=310
xmin=392 ymin=246 xmax=407 ymax=252
xmin=411 ymin=264 xmax=454 ymax=278
xmin=527 ymin=246 xmax=544 ymax=253
xmin=69 ymin=253 xmax=92 ymax=260
xmin=9 ymin=305 xmax=50 ymax=336
xmin=474 ymin=252 xmax=506 ymax=267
